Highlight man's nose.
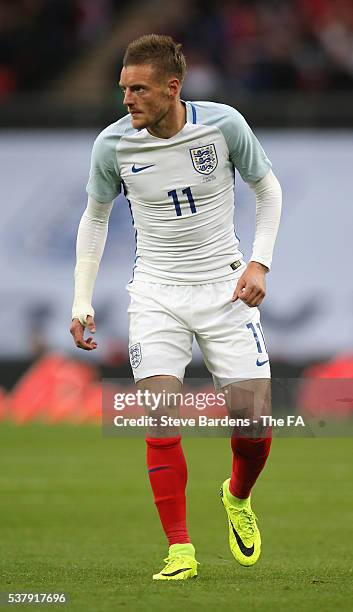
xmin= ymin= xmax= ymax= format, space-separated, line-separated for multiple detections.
xmin=123 ymin=89 xmax=133 ymax=106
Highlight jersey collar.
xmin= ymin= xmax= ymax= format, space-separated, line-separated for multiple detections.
xmin=183 ymin=101 xmax=197 ymax=125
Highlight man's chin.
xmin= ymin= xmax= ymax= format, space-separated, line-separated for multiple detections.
xmin=130 ymin=115 xmax=147 ymax=129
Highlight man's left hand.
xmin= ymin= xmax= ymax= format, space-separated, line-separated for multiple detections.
xmin=232 ymin=261 xmax=268 ymax=307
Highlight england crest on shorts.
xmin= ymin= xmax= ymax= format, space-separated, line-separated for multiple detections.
xmin=190 ymin=143 xmax=218 ymax=175
xmin=129 ymin=342 xmax=142 ymax=368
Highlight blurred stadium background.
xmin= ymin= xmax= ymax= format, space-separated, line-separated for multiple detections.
xmin=1 ymin=0 xmax=353 ymax=417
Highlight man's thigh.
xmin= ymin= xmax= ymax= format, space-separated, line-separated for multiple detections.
xmin=127 ymin=280 xmax=193 ymax=383
xmin=194 ymin=281 xmax=271 ymax=388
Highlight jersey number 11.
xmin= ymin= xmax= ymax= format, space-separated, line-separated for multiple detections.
xmin=167 ymin=187 xmax=197 ymax=216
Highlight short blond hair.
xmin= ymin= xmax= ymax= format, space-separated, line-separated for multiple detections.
xmin=123 ymin=34 xmax=187 ymax=83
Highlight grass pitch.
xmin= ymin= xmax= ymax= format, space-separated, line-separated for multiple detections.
xmin=1 ymin=423 xmax=352 ymax=611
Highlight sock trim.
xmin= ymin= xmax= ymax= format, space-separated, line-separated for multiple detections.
xmin=148 ymin=465 xmax=170 ymax=474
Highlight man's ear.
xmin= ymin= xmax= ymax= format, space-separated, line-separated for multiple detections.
xmin=168 ymin=77 xmax=181 ymax=98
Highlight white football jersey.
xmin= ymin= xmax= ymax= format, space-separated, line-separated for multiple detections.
xmin=87 ymin=101 xmax=271 ymax=284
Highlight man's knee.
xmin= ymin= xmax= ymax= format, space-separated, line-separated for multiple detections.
xmin=137 ymin=375 xmax=183 ymax=437
xmin=224 ymin=378 xmax=271 ymax=437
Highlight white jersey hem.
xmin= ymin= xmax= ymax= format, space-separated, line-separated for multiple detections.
xmin=131 ymin=261 xmax=246 ymax=285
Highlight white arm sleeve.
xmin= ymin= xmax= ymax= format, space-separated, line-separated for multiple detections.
xmin=248 ymin=169 xmax=282 ymax=270
xmin=72 ymin=196 xmax=113 ymax=325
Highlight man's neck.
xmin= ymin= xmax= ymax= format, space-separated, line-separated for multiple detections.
xmin=147 ymin=100 xmax=186 ymax=139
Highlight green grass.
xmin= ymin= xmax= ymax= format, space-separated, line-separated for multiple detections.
xmin=1 ymin=423 xmax=352 ymax=611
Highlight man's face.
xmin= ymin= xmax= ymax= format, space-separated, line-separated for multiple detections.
xmin=119 ymin=64 xmax=174 ymax=130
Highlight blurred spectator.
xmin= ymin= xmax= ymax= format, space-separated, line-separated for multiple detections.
xmin=182 ymin=50 xmax=224 ymax=98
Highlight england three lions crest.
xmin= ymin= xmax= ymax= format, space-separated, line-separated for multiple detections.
xmin=190 ymin=143 xmax=218 ymax=175
xmin=129 ymin=343 xmax=142 ymax=368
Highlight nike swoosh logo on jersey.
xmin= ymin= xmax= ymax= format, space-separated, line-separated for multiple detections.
xmin=131 ymin=164 xmax=155 ymax=173
xmin=230 ymin=520 xmax=255 ymax=557
xmin=256 ymin=358 xmax=269 ymax=367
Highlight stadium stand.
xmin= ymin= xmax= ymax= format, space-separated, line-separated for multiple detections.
xmin=0 ymin=0 xmax=120 ymax=95
xmin=1 ymin=0 xmax=352 ymax=97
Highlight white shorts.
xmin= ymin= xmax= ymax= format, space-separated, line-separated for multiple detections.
xmin=127 ymin=279 xmax=271 ymax=389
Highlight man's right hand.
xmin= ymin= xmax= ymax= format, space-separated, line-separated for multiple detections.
xmin=70 ymin=315 xmax=97 ymax=351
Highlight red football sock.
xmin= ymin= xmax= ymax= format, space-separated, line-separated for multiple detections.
xmin=146 ymin=436 xmax=190 ymax=546
xmin=230 ymin=436 xmax=272 ymax=499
